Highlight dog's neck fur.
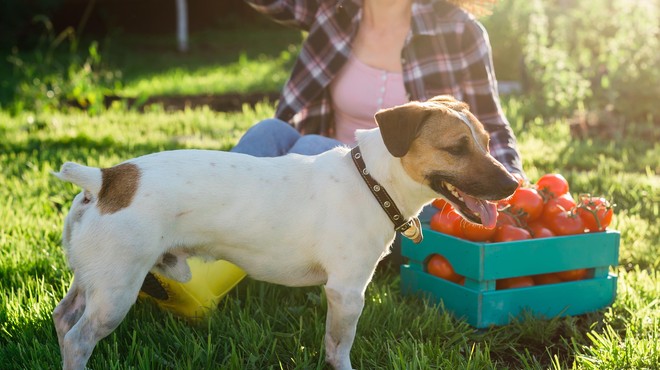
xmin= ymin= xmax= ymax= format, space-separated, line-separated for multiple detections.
xmin=354 ymin=128 xmax=437 ymax=220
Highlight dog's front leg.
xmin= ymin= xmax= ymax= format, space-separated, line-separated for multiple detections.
xmin=324 ymin=284 xmax=365 ymax=370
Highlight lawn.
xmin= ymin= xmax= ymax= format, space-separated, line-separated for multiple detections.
xmin=1 ymin=94 xmax=658 ymax=369
xmin=103 ymin=24 xmax=301 ymax=98
xmin=1 ymin=15 xmax=659 ymax=370
xmin=0 ymin=19 xmax=301 ymax=112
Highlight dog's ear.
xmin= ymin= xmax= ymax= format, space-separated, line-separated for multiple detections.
xmin=375 ymin=103 xmax=430 ymax=157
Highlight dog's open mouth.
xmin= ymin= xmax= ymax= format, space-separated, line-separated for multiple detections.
xmin=437 ymin=181 xmax=498 ymax=229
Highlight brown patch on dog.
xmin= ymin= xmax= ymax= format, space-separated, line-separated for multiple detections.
xmin=397 ymin=97 xmax=515 ymax=200
xmin=375 ymin=95 xmax=473 ymax=158
xmin=400 ymin=109 xmax=489 ymax=186
xmin=98 ymin=163 xmax=141 ymax=214
xmin=375 ymin=102 xmax=429 ymax=157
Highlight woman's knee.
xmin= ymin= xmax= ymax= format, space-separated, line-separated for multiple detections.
xmin=242 ymin=119 xmax=300 ymax=142
xmin=289 ymin=134 xmax=345 ymax=156
xmin=232 ymin=118 xmax=300 ymax=156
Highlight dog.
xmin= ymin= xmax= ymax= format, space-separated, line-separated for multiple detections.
xmin=52 ymin=95 xmax=518 ymax=370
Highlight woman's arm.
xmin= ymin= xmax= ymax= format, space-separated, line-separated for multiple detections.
xmin=243 ymin=0 xmax=319 ymax=31
xmin=459 ymin=19 xmax=525 ymax=177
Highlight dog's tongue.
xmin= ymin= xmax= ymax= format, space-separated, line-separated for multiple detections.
xmin=461 ymin=192 xmax=498 ymax=229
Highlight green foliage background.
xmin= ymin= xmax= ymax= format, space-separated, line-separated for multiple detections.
xmin=487 ymin=0 xmax=659 ymax=122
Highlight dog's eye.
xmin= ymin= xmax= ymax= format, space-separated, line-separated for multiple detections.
xmin=446 ymin=137 xmax=469 ymax=156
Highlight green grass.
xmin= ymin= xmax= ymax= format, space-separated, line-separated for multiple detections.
xmin=103 ymin=25 xmax=302 ymax=97
xmin=0 ymin=96 xmax=658 ymax=369
xmin=0 ymin=22 xmax=301 ymax=112
xmin=116 ymin=51 xmax=294 ymax=97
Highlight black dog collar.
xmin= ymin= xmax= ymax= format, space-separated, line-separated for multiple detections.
xmin=350 ymin=146 xmax=423 ymax=244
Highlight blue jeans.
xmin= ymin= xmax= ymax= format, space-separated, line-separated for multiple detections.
xmin=231 ymin=118 xmax=346 ymax=156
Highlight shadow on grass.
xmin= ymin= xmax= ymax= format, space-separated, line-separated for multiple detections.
xmin=479 ymin=309 xmax=610 ymax=368
xmin=102 ymin=91 xmax=280 ymax=112
xmin=0 ymin=21 xmax=300 ymax=113
xmin=104 ymin=24 xmax=302 ymax=96
xmin=2 ymin=134 xmax=232 ymax=169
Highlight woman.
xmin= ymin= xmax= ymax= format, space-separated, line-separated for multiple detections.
xmin=233 ymin=0 xmax=523 ymax=174
xmin=141 ymin=0 xmax=525 ymax=317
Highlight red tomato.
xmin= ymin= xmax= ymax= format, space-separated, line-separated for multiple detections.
xmin=555 ymin=268 xmax=588 ymax=281
xmin=576 ymin=196 xmax=613 ymax=232
xmin=426 ymin=254 xmax=463 ymax=283
xmin=430 ymin=209 xmax=464 ymax=238
xmin=496 ymin=209 xmax=524 ymax=228
xmin=536 ymin=173 xmax=570 ymax=198
xmin=540 ymin=193 xmax=577 ymax=225
xmin=548 ymin=193 xmax=577 ymax=210
xmin=432 ymin=198 xmax=453 ymax=212
xmin=496 ymin=276 xmax=535 ymax=290
xmin=509 ymin=187 xmax=544 ymax=222
xmin=527 ymin=222 xmax=555 ymax=238
xmin=532 ymin=273 xmax=562 ymax=285
xmin=545 ymin=209 xmax=585 ymax=236
xmin=493 ymin=224 xmax=532 ymax=242
xmin=460 ymin=219 xmax=497 ymax=242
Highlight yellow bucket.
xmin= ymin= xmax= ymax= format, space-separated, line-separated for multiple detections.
xmin=139 ymin=258 xmax=246 ymax=320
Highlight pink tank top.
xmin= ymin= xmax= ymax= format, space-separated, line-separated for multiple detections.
xmin=330 ymin=55 xmax=408 ymax=144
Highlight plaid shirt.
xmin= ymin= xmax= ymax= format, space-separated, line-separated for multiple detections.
xmin=245 ymin=0 xmax=524 ymax=175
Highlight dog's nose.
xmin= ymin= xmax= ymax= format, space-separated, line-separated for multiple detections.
xmin=494 ymin=172 xmax=519 ymax=198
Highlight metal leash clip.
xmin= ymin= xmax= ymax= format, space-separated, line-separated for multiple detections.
xmin=398 ymin=217 xmax=423 ymax=244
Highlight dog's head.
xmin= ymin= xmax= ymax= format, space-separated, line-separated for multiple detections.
xmin=375 ymin=95 xmax=519 ymax=228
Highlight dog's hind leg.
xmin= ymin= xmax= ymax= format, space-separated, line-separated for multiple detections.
xmin=53 ymin=279 xmax=85 ymax=354
xmin=323 ymin=282 xmax=365 ymax=370
xmin=59 ymin=265 xmax=148 ymax=370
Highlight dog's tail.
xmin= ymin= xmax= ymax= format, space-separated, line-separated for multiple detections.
xmin=52 ymin=162 xmax=103 ymax=195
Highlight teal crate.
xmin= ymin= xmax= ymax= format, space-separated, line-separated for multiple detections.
xmin=400 ymin=225 xmax=620 ymax=328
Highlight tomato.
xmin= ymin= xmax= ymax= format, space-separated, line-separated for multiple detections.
xmin=508 ymin=187 xmax=544 ymax=222
xmin=576 ymin=196 xmax=613 ymax=232
xmin=532 ymin=273 xmax=562 ymax=285
xmin=527 ymin=222 xmax=555 ymax=238
xmin=555 ymin=268 xmax=588 ymax=281
xmin=432 ymin=198 xmax=453 ymax=212
xmin=496 ymin=209 xmax=524 ymax=228
xmin=430 ymin=209 xmax=464 ymax=238
xmin=544 ymin=193 xmax=576 ymax=213
xmin=493 ymin=224 xmax=532 ymax=242
xmin=536 ymin=173 xmax=569 ymax=198
xmin=426 ymin=254 xmax=463 ymax=283
xmin=545 ymin=209 xmax=585 ymax=236
xmin=460 ymin=219 xmax=496 ymax=242
xmin=540 ymin=193 xmax=577 ymax=225
xmin=496 ymin=276 xmax=535 ymax=290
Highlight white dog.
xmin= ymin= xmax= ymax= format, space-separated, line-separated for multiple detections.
xmin=52 ymin=96 xmax=518 ymax=370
